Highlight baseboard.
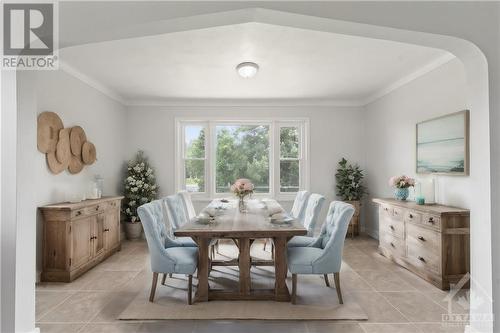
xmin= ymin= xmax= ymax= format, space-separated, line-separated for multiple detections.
xmin=364 ymin=228 xmax=379 ymax=240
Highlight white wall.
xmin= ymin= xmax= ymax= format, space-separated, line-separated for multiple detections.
xmin=18 ymin=70 xmax=127 ymax=279
xmin=363 ymin=58 xmax=469 ymax=238
xmin=125 ymin=105 xmax=365 ymax=225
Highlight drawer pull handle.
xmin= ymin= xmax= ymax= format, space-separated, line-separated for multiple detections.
xmin=76 ymin=211 xmax=82 ymax=216
xmin=389 ymin=225 xmax=395 ymax=230
xmin=95 ymin=206 xmax=100 ymax=211
xmin=104 ymin=228 xmax=110 ymax=232
xmin=390 ymin=242 xmax=395 ymax=248
xmin=409 ymin=214 xmax=413 ymax=218
xmin=418 ymin=256 xmax=426 ymax=263
xmin=428 ymin=217 xmax=435 ymax=224
xmin=384 ymin=207 xmax=389 ymax=211
xmin=418 ymin=236 xmax=426 ymax=241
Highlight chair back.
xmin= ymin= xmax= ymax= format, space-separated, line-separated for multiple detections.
xmin=165 ymin=193 xmax=189 ymax=230
xmin=179 ymin=191 xmax=197 ymax=220
xmin=302 ymin=193 xmax=325 ymax=236
xmin=290 ymin=190 xmax=310 ymax=220
xmin=313 ymin=201 xmax=354 ymax=273
xmin=137 ymin=200 xmax=177 ymax=272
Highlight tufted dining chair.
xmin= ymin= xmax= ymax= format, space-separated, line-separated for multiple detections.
xmin=164 ymin=193 xmax=198 ymax=248
xmin=264 ymin=191 xmax=311 ymax=253
xmin=178 ymin=191 xmax=197 ymax=220
xmin=137 ymin=200 xmax=198 ymax=304
xmin=287 ymin=193 xmax=325 ymax=248
xmin=287 ymin=201 xmax=355 ymax=304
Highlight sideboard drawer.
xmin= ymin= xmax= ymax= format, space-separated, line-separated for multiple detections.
xmin=379 ymin=205 xmax=393 ymax=219
xmin=421 ymin=214 xmax=441 ymax=231
xmin=407 ymin=243 xmax=440 ymax=274
xmin=405 ymin=210 xmax=422 ymax=225
xmin=380 ymin=233 xmax=405 ymax=257
xmin=380 ymin=218 xmax=404 ymax=239
xmin=392 ymin=207 xmax=404 ymax=221
xmin=406 ymin=223 xmax=440 ymax=254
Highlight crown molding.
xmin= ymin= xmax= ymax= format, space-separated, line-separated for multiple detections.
xmin=59 ymin=60 xmax=126 ymax=105
xmin=362 ymin=52 xmax=456 ymax=105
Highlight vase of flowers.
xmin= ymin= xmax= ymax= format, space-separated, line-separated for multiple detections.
xmin=389 ymin=175 xmax=415 ymax=201
xmin=231 ymin=178 xmax=254 ymax=213
xmin=122 ymin=151 xmax=158 ymax=240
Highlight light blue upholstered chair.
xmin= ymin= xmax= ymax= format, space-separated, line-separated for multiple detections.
xmin=287 ymin=201 xmax=355 ymax=304
xmin=287 ymin=193 xmax=325 ymax=248
xmin=164 ymin=194 xmax=198 ymax=248
xmin=137 ymin=200 xmax=198 ymax=304
xmin=264 ymin=190 xmax=311 ymax=252
xmin=290 ymin=190 xmax=311 ymax=220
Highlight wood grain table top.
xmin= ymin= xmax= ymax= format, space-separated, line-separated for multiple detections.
xmin=174 ymin=199 xmax=307 ymax=238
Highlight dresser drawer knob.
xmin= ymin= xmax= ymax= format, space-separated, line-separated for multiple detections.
xmin=428 ymin=217 xmax=435 ymax=224
xmin=418 ymin=256 xmax=426 ymax=262
xmin=75 ymin=211 xmax=82 ymax=216
xmin=390 ymin=242 xmax=395 ymax=248
xmin=95 ymin=205 xmax=100 ymax=211
xmin=418 ymin=236 xmax=425 ymax=241
xmin=409 ymin=214 xmax=413 ymax=218
xmin=389 ymin=225 xmax=395 ymax=231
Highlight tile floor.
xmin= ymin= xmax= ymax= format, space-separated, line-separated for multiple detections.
xmin=36 ymin=235 xmax=469 ymax=333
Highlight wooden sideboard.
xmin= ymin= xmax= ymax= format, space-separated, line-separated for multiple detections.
xmin=373 ymin=198 xmax=470 ymax=290
xmin=40 ymin=196 xmax=124 ymax=282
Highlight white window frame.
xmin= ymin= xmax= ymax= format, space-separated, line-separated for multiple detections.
xmin=175 ymin=117 xmax=309 ymax=201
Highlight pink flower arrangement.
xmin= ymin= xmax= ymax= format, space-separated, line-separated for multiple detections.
xmin=389 ymin=175 xmax=416 ymax=189
xmin=231 ymin=178 xmax=255 ymax=198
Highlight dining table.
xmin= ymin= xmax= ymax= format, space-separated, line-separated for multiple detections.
xmin=174 ymin=198 xmax=307 ymax=303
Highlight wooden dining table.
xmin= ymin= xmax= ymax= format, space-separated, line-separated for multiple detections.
xmin=174 ymin=199 xmax=306 ymax=303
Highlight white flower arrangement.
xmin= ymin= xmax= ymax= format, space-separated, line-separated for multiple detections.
xmin=122 ymin=151 xmax=159 ymax=223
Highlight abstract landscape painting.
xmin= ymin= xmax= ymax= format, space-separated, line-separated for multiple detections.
xmin=417 ymin=110 xmax=469 ymax=175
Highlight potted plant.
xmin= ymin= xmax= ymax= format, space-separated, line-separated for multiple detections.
xmin=335 ymin=158 xmax=366 ymax=237
xmin=122 ymin=151 xmax=158 ymax=240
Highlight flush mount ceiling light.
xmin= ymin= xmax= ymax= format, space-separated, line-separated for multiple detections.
xmin=236 ymin=62 xmax=259 ymax=78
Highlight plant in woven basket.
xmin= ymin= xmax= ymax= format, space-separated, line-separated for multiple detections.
xmin=335 ymin=158 xmax=366 ymax=201
xmin=123 ymin=151 xmax=158 ymax=223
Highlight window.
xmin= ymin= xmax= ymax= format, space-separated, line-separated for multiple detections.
xmin=183 ymin=125 xmax=206 ymax=192
xmin=176 ymin=119 xmax=308 ymax=199
xmin=215 ymin=124 xmax=270 ymax=193
xmin=280 ymin=126 xmax=300 ymax=193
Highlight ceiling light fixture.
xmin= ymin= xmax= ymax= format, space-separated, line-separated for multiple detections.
xmin=236 ymin=62 xmax=259 ymax=78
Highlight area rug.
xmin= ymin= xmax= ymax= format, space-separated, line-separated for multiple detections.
xmin=119 ymin=264 xmax=367 ymax=320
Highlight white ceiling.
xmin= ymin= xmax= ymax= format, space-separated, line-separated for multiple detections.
xmin=59 ymin=22 xmax=452 ymax=104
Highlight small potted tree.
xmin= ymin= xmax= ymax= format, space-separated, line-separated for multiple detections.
xmin=335 ymin=158 xmax=366 ymax=237
xmin=122 ymin=151 xmax=159 ymax=240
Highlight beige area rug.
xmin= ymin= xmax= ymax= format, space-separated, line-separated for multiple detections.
xmin=119 ymin=263 xmax=368 ymax=320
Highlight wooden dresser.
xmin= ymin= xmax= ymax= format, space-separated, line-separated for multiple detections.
xmin=40 ymin=196 xmax=123 ymax=282
xmin=373 ymin=198 xmax=469 ymax=290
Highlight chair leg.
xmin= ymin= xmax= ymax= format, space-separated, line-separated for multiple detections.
xmin=271 ymin=242 xmax=275 ymax=258
xmin=324 ymin=274 xmax=330 ymax=287
xmin=169 ymin=273 xmax=173 ymax=278
xmin=263 ymin=239 xmax=267 ymax=251
xmin=291 ymin=273 xmax=297 ymax=304
xmin=215 ymin=240 xmax=220 ymax=254
xmin=187 ymin=275 xmax=193 ymax=305
xmin=334 ymin=272 xmax=343 ymax=304
xmin=149 ymin=272 xmax=159 ymax=302
xmin=161 ymin=273 xmax=167 ymax=285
